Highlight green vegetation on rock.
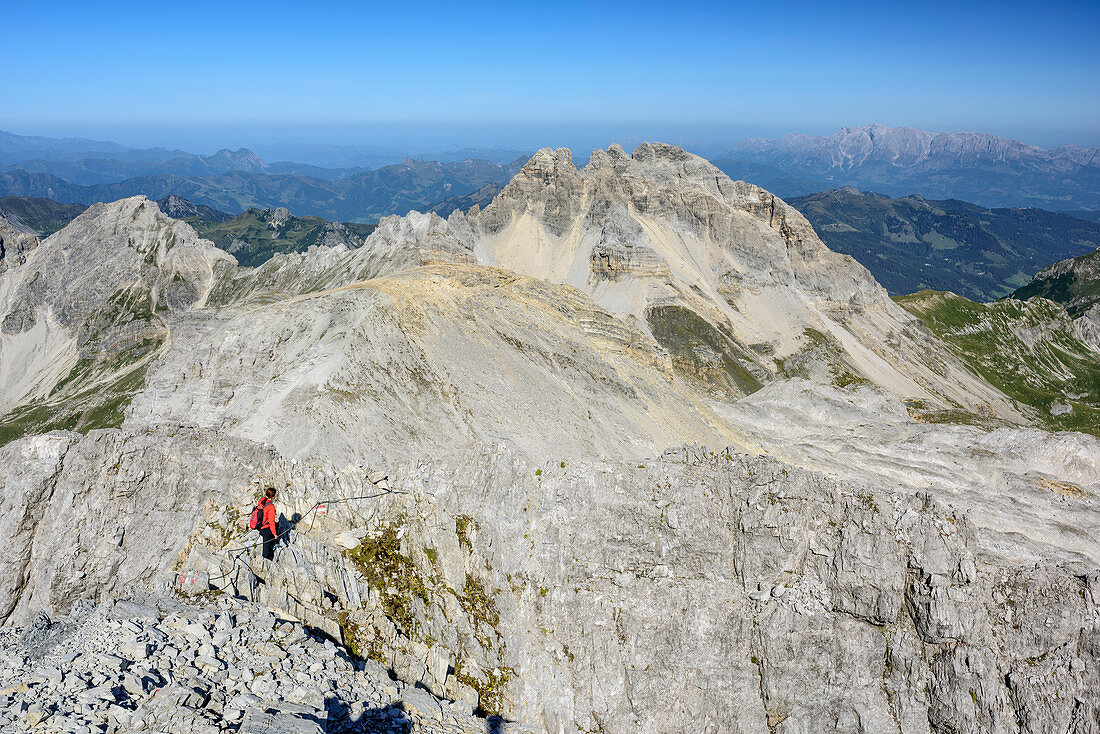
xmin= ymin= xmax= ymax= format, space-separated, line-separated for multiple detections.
xmin=775 ymin=327 xmax=872 ymax=390
xmin=0 ymin=285 xmax=165 ymax=447
xmin=344 ymin=521 xmax=430 ymax=636
xmin=1012 ymin=247 xmax=1100 ymax=317
xmin=178 ymin=206 xmax=376 ymax=268
xmin=645 ymin=304 xmax=762 ymax=399
xmin=896 ymin=290 xmax=1100 ymax=435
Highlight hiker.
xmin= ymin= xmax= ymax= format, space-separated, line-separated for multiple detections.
xmin=252 ymin=486 xmax=279 ymax=560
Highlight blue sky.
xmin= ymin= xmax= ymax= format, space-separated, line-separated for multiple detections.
xmin=3 ymin=0 xmax=1098 ymax=151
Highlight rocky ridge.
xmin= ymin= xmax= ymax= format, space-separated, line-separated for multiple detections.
xmin=0 ymin=197 xmax=232 ymax=441
xmin=2 ymin=429 xmax=1096 ymax=731
xmin=1011 ymin=244 xmax=1100 ymax=355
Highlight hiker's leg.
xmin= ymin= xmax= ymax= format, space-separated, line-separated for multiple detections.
xmin=260 ymin=528 xmax=275 ymax=560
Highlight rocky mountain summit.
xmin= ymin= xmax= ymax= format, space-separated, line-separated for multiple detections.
xmin=1 ymin=144 xmax=1098 ymax=732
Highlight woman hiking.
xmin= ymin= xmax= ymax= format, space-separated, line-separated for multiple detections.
xmin=254 ymin=486 xmax=279 ymax=560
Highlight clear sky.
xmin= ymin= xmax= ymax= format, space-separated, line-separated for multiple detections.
xmin=3 ymin=0 xmax=1099 ymax=152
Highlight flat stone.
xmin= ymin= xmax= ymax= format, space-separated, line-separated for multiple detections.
xmin=400 ymin=685 xmax=445 ymax=720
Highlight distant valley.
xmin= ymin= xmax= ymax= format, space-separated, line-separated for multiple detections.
xmin=788 ymin=188 xmax=1100 ymax=300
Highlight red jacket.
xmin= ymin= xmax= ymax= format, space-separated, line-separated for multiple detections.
xmin=257 ymin=497 xmax=278 ymax=534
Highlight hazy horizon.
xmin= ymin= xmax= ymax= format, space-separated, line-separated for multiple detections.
xmin=4 ymin=120 xmax=1100 ymax=167
xmin=4 ymin=0 xmax=1098 ymax=156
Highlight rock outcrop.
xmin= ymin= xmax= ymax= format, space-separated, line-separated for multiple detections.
xmin=0 ymin=196 xmax=233 ymax=437
xmin=0 ymin=209 xmax=39 ymax=276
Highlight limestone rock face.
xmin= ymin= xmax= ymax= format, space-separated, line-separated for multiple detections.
xmin=130 ymin=264 xmax=738 ymax=466
xmin=0 ymin=427 xmax=272 ymax=626
xmin=0 ymin=211 xmax=39 ymax=276
xmin=461 ymin=143 xmax=1022 ymax=415
xmin=4 ymin=433 xmax=1085 ymax=732
xmin=1077 ymin=303 xmax=1100 ymax=351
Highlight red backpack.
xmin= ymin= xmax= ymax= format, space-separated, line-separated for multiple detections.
xmin=249 ymin=498 xmax=266 ymax=530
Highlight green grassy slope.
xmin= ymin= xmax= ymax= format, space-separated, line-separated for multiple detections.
xmin=0 ymin=285 xmax=165 ymax=446
xmin=896 ymin=290 xmax=1100 ymax=435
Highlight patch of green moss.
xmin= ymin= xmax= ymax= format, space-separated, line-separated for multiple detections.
xmin=455 ymin=515 xmax=474 ymax=551
xmin=453 ymin=658 xmax=515 ymax=717
xmin=336 ymin=610 xmax=386 ymax=664
xmin=776 ymin=327 xmax=872 ymax=390
xmin=645 ymin=304 xmax=762 ymax=399
xmin=344 ymin=522 xmax=429 ymax=636
xmin=459 ymin=573 xmax=500 ymax=646
xmin=855 ymin=490 xmax=880 ymax=514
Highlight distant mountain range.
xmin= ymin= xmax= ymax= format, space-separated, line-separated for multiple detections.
xmin=0 ymin=130 xmax=128 ymax=162
xmin=5 ymin=125 xmax=1099 ymax=222
xmin=0 ymin=129 xmax=529 ymax=171
xmin=718 ymin=124 xmax=1100 ymax=210
xmin=2 ymin=148 xmax=367 ymax=185
xmin=789 ymin=188 xmax=1100 ymax=300
xmin=0 ymin=157 xmax=525 ymax=222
